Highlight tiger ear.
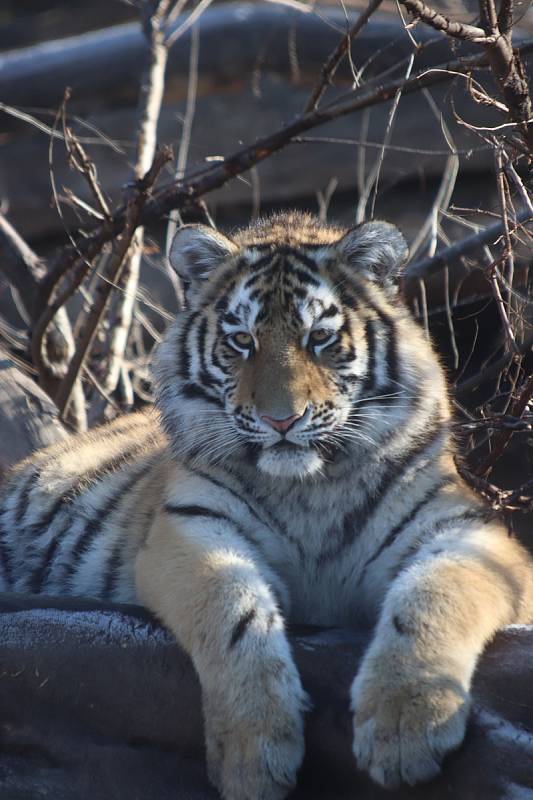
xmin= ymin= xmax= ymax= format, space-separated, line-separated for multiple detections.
xmin=336 ymin=221 xmax=408 ymax=292
xmin=169 ymin=224 xmax=238 ymax=283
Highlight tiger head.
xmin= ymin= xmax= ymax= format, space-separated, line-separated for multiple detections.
xmin=155 ymin=212 xmax=439 ymax=480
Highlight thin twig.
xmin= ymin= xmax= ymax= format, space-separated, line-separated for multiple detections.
xmin=502 ymin=153 xmax=533 ymax=215
xmin=458 ymin=414 xmax=533 ymax=432
xmin=489 ymin=266 xmax=519 ymax=353
xmin=408 ymin=88 xmax=459 ymax=259
xmin=165 ymin=21 xmax=200 ymax=305
xmin=63 ymin=121 xmax=112 ymax=222
xmin=476 ymin=372 xmax=533 ymax=476
xmin=91 ymin=0 xmax=172 ymax=422
xmin=369 ymin=53 xmax=415 ymax=219
xmin=165 ymin=0 xmax=213 ymax=47
xmin=480 ymin=0 xmax=533 ymax=152
xmin=406 ymin=206 xmax=533 ymax=281
xmin=494 ymin=145 xmax=516 ymax=314
xmin=37 ymin=38 xmax=533 ymax=311
xmin=399 ymin=0 xmax=533 ymax=151
xmin=304 ymin=0 xmax=385 ymax=112
xmin=0 ymin=213 xmax=78 ymax=400
xmin=55 ymin=147 xmax=172 ymax=421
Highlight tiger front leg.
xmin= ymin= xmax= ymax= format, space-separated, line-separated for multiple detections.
xmin=135 ymin=506 xmax=307 ymax=800
xmin=351 ymin=521 xmax=533 ymax=789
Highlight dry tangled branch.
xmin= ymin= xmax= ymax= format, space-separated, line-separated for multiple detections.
xmin=399 ymin=0 xmax=533 ymax=152
xmin=1 ymin=0 xmax=533 ymax=517
xmin=54 ymin=146 xmax=172 ymax=420
xmin=30 ymin=35 xmax=533 ymax=307
xmin=399 ymin=0 xmax=492 ymax=43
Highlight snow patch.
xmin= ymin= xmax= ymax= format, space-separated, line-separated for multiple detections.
xmin=0 ymin=608 xmax=172 ymax=650
xmin=474 ymin=707 xmax=533 ymax=755
xmin=504 ymin=782 xmax=533 ymax=800
xmin=504 ymin=624 xmax=533 ymax=633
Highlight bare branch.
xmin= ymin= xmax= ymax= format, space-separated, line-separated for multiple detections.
xmin=31 ymin=260 xmax=99 ymax=385
xmin=54 ymin=146 xmax=172 ymax=421
xmin=476 ymin=372 xmax=533 ymax=476
xmin=458 ymin=414 xmax=533 ymax=432
xmin=479 ymin=0 xmax=533 ymax=152
xmin=500 ymin=478 xmax=533 ymax=512
xmin=304 ymin=0 xmax=384 ymax=112
xmin=137 ymin=1 xmax=170 ymax=179
xmin=164 ymin=21 xmax=200 ymax=306
xmin=488 ymin=267 xmax=519 ymax=353
xmin=398 ymin=0 xmax=492 ymax=43
xmin=146 ymin=41 xmax=533 ymax=221
xmin=503 ymin=153 xmax=533 ymax=215
xmin=0 ymin=213 xmax=78 ymax=396
xmin=455 ymin=461 xmax=517 ymax=511
xmin=0 ymin=213 xmax=43 ymax=305
xmin=398 ymin=0 xmax=533 ymax=152
xmin=369 ymin=53 xmax=415 ymax=219
xmin=455 ymin=333 xmax=533 ymax=395
xmin=408 ymin=89 xmax=459 ymax=259
xmin=497 ymin=0 xmax=514 ymax=37
xmin=91 ymin=0 xmax=172 ymax=421
xmin=63 ymin=124 xmax=112 ymax=222
xmin=37 ymin=37 xmax=533 ymax=298
xmin=165 ymin=0 xmax=213 ymax=48
xmin=406 ymin=206 xmax=533 ymax=281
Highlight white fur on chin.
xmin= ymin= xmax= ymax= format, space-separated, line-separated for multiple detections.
xmin=257 ymin=447 xmax=323 ymax=478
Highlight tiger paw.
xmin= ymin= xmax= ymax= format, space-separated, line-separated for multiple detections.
xmin=351 ymin=660 xmax=470 ymax=789
xmin=205 ymin=716 xmax=305 ymax=800
xmin=203 ymin=665 xmax=308 ymax=800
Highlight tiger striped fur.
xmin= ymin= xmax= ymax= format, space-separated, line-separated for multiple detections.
xmin=1 ymin=212 xmax=532 ymax=800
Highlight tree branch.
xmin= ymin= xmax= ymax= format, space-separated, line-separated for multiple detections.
xmin=405 ymin=206 xmax=533 ymax=281
xmin=90 ymin=0 xmax=172 ymax=422
xmin=0 ymin=213 xmax=43 ymax=303
xmin=400 ymin=0 xmax=533 ymax=153
xmin=476 ymin=372 xmax=533 ymax=477
xmin=398 ymin=0 xmax=491 ymax=43
xmin=304 ymin=0 xmax=384 ymax=113
xmin=455 ymin=332 xmax=533 ymax=395
xmin=35 ymin=36 xmax=526 ymax=309
xmin=54 ymin=146 xmax=172 ymax=421
xmin=479 ymin=0 xmax=533 ymax=152
xmin=0 ymin=213 xmax=85 ymax=428
xmin=457 ymin=460 xmax=533 ymax=513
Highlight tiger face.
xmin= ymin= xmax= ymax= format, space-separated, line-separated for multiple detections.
xmin=156 ymin=213 xmax=409 ymax=479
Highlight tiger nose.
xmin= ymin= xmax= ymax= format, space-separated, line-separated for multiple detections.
xmin=261 ymin=412 xmax=303 ymax=433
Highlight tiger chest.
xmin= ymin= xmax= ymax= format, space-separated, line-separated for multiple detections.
xmin=255 ymin=490 xmax=381 ymax=626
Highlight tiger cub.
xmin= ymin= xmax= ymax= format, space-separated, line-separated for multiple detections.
xmin=1 ymin=212 xmax=531 ymax=799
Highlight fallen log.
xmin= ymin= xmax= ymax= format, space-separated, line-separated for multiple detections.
xmin=0 ymin=3 xmax=450 ymax=116
xmin=0 ymin=593 xmax=532 ymax=799
xmin=3 ymin=78 xmax=486 ymax=241
xmin=2 ymin=3 xmax=531 ymax=242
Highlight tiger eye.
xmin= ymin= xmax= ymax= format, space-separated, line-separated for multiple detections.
xmin=309 ymin=328 xmax=331 ymax=345
xmin=233 ymin=332 xmax=254 ymax=348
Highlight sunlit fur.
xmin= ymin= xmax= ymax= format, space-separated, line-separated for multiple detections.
xmin=1 ymin=212 xmax=532 ymax=800
xmin=156 ymin=213 xmax=419 ymax=481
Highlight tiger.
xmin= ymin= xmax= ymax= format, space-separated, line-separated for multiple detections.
xmin=0 ymin=211 xmax=531 ymax=800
